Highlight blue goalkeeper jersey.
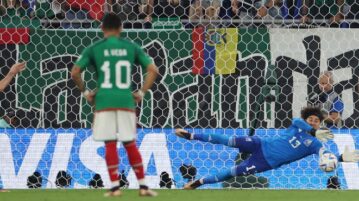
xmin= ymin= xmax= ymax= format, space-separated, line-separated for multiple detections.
xmin=260 ymin=118 xmax=324 ymax=168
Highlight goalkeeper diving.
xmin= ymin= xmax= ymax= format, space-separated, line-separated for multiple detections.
xmin=174 ymin=107 xmax=359 ymax=189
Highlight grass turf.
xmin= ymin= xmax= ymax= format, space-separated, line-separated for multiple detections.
xmin=1 ymin=189 xmax=359 ymax=201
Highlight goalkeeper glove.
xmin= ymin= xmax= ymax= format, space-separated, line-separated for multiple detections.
xmin=310 ymin=128 xmax=334 ymax=142
xmin=341 ymin=146 xmax=359 ymax=162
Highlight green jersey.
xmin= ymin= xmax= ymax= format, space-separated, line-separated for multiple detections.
xmin=75 ymin=36 xmax=152 ymax=111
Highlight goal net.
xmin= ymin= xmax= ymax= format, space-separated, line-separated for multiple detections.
xmin=0 ymin=1 xmax=359 ymax=190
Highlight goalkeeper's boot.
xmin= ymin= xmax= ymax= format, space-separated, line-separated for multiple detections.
xmin=104 ymin=186 xmax=122 ymax=197
xmin=184 ymin=180 xmax=202 ymax=190
xmin=139 ymin=185 xmax=158 ymax=197
xmin=175 ymin=128 xmax=192 ymax=140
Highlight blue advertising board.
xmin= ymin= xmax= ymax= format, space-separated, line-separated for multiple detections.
xmin=0 ymin=128 xmax=358 ymax=189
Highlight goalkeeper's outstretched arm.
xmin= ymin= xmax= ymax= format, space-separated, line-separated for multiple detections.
xmin=318 ymin=146 xmax=359 ymax=163
xmin=292 ymin=118 xmax=334 ymax=142
xmin=338 ymin=146 xmax=359 ymax=162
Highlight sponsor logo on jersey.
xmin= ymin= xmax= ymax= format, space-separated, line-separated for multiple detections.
xmin=304 ymin=139 xmax=313 ymax=147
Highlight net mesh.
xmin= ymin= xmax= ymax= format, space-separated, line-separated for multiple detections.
xmin=0 ymin=0 xmax=358 ymax=190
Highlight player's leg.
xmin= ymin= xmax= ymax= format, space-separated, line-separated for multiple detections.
xmin=122 ymin=140 xmax=156 ymax=196
xmin=184 ymin=152 xmax=272 ymax=189
xmin=104 ymin=140 xmax=121 ymax=197
xmin=117 ymin=110 xmax=157 ymax=197
xmin=92 ymin=111 xmax=122 ymax=197
xmin=175 ymin=128 xmax=260 ymax=153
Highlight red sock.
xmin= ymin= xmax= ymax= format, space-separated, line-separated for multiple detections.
xmin=124 ymin=141 xmax=145 ymax=181
xmin=105 ymin=141 xmax=119 ymax=184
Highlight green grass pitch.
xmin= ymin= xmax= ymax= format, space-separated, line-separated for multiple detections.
xmin=1 ymin=189 xmax=359 ymax=201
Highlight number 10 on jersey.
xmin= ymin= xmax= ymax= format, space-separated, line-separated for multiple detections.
xmin=101 ymin=60 xmax=131 ymax=89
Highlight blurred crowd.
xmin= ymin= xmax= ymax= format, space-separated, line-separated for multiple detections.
xmin=0 ymin=0 xmax=358 ymax=28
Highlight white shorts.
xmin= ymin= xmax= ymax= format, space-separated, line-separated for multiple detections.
xmin=92 ymin=110 xmax=137 ymax=142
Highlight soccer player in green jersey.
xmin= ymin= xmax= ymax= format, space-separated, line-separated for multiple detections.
xmin=71 ymin=13 xmax=158 ymax=197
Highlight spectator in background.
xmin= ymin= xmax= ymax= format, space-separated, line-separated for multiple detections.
xmin=152 ymin=0 xmax=187 ymax=19
xmin=1 ymin=0 xmax=16 ymax=13
xmin=0 ymin=0 xmax=66 ymax=20
xmin=3 ymin=0 xmax=36 ymax=18
xmin=231 ymin=0 xmax=260 ymax=21
xmin=63 ymin=0 xmax=102 ymax=28
xmin=255 ymin=0 xmax=304 ymax=24
xmin=256 ymin=0 xmax=284 ymax=20
xmin=2 ymin=0 xmax=15 ymax=8
xmin=113 ymin=0 xmax=144 ymax=28
xmin=52 ymin=0 xmax=67 ymax=19
xmin=116 ymin=0 xmax=140 ymax=21
xmin=189 ymin=0 xmax=222 ymax=21
xmin=139 ymin=0 xmax=151 ymax=23
xmin=19 ymin=0 xmax=35 ymax=18
xmin=0 ymin=1 xmax=7 ymax=16
xmin=140 ymin=0 xmax=187 ymax=22
xmin=300 ymin=0 xmax=345 ymax=27
xmin=138 ymin=0 xmax=188 ymax=28
xmin=308 ymin=71 xmax=344 ymax=128
xmin=66 ymin=0 xmax=107 ymax=21
xmin=0 ymin=0 xmax=19 ymax=17
xmin=6 ymin=0 xmax=16 ymax=7
xmin=35 ymin=0 xmax=67 ymax=19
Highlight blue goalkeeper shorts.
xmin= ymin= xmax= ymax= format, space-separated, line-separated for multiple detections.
xmin=232 ymin=136 xmax=273 ymax=175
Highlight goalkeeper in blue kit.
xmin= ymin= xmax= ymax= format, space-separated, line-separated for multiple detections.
xmin=174 ymin=107 xmax=359 ymax=189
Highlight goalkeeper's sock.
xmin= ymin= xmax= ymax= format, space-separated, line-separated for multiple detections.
xmin=190 ymin=179 xmax=203 ymax=189
xmin=124 ymin=141 xmax=146 ymax=185
xmin=202 ymin=169 xmax=233 ymax=184
xmin=193 ymin=133 xmax=231 ymax=146
xmin=105 ymin=141 xmax=119 ymax=188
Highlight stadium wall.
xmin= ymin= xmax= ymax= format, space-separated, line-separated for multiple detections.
xmin=0 ymin=128 xmax=358 ymax=189
xmin=0 ymin=28 xmax=358 ymax=128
